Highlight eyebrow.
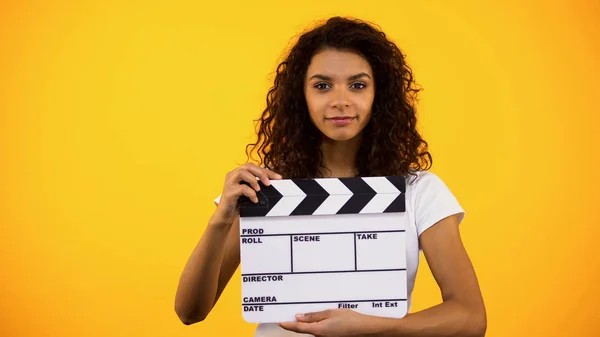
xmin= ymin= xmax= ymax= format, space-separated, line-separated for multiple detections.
xmin=308 ymin=72 xmax=372 ymax=81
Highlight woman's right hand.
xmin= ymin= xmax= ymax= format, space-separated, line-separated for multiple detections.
xmin=211 ymin=163 xmax=283 ymax=227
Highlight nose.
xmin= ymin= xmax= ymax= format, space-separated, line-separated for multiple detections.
xmin=331 ymin=87 xmax=350 ymax=109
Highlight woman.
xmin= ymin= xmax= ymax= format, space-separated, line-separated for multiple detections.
xmin=175 ymin=16 xmax=487 ymax=337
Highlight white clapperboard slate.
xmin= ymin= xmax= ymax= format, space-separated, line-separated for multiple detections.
xmin=237 ymin=176 xmax=409 ymax=323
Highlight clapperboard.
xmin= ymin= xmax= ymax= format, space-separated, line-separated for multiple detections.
xmin=238 ymin=176 xmax=409 ymax=323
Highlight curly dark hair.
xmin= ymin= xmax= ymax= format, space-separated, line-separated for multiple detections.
xmin=245 ymin=16 xmax=432 ymax=180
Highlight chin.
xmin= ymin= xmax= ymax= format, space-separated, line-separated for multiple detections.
xmin=323 ymin=129 xmax=360 ymax=142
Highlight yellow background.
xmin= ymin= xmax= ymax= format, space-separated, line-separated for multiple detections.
xmin=2 ymin=1 xmax=599 ymax=336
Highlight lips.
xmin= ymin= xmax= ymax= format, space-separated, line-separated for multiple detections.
xmin=327 ymin=116 xmax=354 ymax=120
xmin=326 ymin=116 xmax=356 ymax=126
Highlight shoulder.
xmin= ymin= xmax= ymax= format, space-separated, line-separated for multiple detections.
xmin=405 ymin=170 xmax=456 ymax=197
xmin=405 ymin=170 xmax=465 ymax=236
xmin=406 ymin=169 xmax=439 ymax=187
xmin=404 ymin=170 xmax=450 ymax=198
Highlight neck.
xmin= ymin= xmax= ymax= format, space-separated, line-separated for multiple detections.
xmin=318 ymin=134 xmax=362 ymax=178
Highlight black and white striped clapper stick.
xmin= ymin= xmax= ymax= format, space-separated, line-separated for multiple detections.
xmin=239 ymin=176 xmax=406 ymax=217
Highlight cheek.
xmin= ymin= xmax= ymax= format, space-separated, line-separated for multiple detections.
xmin=358 ymin=96 xmax=374 ymax=118
xmin=305 ymin=93 xmax=326 ymax=120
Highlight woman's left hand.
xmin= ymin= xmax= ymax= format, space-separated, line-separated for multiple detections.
xmin=277 ymin=309 xmax=387 ymax=337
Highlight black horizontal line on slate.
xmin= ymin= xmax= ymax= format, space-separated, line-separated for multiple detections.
xmin=242 ymin=298 xmax=408 ymax=306
xmin=241 ymin=268 xmax=407 ymax=276
xmin=240 ymin=229 xmax=406 ymax=237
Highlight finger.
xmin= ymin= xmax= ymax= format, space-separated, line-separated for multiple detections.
xmin=245 ymin=164 xmax=271 ymax=187
xmin=256 ymin=169 xmax=274 ymax=187
xmin=236 ymin=169 xmax=261 ymax=192
xmin=295 ymin=310 xmax=332 ymax=323
xmin=263 ymin=167 xmax=283 ymax=180
xmin=244 ymin=164 xmax=283 ymax=184
xmin=237 ymin=184 xmax=258 ymax=203
xmin=277 ymin=322 xmax=316 ymax=335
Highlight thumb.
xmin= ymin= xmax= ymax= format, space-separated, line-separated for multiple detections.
xmin=296 ymin=309 xmax=332 ymax=323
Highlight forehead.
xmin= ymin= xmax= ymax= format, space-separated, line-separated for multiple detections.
xmin=306 ymin=49 xmax=373 ymax=77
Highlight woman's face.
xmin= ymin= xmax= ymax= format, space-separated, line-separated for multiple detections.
xmin=304 ymin=48 xmax=375 ymax=142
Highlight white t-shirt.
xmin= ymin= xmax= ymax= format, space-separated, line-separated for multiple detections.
xmin=214 ymin=170 xmax=464 ymax=337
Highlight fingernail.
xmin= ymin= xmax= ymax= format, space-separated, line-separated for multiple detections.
xmin=295 ymin=313 xmax=304 ymax=318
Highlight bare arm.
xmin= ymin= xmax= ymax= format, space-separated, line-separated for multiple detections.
xmin=380 ymin=213 xmax=487 ymax=336
xmin=174 ymin=215 xmax=241 ymax=325
xmin=174 ymin=164 xmax=282 ymax=325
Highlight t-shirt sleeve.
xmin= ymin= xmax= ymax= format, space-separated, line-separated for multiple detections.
xmin=413 ymin=171 xmax=465 ymax=236
xmin=214 ymin=195 xmax=221 ymax=205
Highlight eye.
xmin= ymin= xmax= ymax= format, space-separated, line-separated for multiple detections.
xmin=350 ymin=82 xmax=366 ymax=90
xmin=314 ymin=82 xmax=331 ymax=91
